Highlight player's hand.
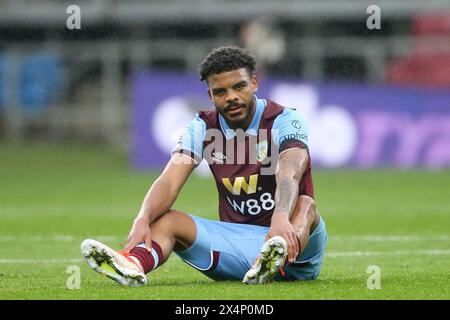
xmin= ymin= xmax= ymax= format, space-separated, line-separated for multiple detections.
xmin=266 ymin=213 xmax=299 ymax=264
xmin=124 ymin=216 xmax=153 ymax=253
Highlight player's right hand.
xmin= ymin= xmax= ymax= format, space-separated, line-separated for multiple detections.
xmin=266 ymin=213 xmax=300 ymax=263
xmin=124 ymin=217 xmax=153 ymax=253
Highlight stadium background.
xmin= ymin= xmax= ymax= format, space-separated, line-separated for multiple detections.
xmin=0 ymin=0 xmax=449 ymax=299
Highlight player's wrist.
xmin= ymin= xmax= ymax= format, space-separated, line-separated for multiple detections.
xmin=271 ymin=211 xmax=290 ymax=223
xmin=134 ymin=212 xmax=151 ymax=225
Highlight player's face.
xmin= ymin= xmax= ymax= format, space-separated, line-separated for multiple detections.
xmin=207 ymin=68 xmax=258 ymax=130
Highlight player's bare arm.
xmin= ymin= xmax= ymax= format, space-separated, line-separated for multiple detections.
xmin=268 ymin=148 xmax=309 ymax=263
xmin=124 ymin=153 xmax=196 ymax=252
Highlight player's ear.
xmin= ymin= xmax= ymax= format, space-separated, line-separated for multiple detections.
xmin=207 ymin=87 xmax=213 ymax=101
xmin=251 ymin=74 xmax=258 ymax=93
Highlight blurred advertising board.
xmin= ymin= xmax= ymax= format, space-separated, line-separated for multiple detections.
xmin=131 ymin=72 xmax=450 ymax=170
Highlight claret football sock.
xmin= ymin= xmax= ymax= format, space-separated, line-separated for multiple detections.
xmin=129 ymin=241 xmax=163 ymax=274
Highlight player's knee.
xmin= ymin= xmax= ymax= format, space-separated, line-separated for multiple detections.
xmin=163 ymin=209 xmax=184 ymax=220
xmin=299 ymin=195 xmax=315 ymax=205
xmin=299 ymin=195 xmax=316 ymax=213
xmin=152 ymin=209 xmax=184 ymax=229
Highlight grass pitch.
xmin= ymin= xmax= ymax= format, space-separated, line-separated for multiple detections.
xmin=0 ymin=142 xmax=449 ymax=299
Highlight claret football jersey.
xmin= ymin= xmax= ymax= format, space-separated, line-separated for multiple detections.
xmin=173 ymin=98 xmax=313 ymax=227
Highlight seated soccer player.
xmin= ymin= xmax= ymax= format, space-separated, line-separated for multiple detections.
xmin=81 ymin=46 xmax=327 ymax=286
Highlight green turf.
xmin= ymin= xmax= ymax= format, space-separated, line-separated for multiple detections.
xmin=0 ymin=142 xmax=449 ymax=299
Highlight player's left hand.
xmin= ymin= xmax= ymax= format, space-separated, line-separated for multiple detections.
xmin=266 ymin=213 xmax=299 ymax=264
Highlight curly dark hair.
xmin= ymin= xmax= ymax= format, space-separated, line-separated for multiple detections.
xmin=199 ymin=46 xmax=256 ymax=82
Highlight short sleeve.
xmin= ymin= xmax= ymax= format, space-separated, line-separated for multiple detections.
xmin=172 ymin=113 xmax=206 ymax=164
xmin=271 ymin=108 xmax=309 ymax=152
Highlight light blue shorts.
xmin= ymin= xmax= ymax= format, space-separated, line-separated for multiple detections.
xmin=175 ymin=215 xmax=327 ymax=281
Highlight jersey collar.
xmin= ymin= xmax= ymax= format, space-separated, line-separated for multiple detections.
xmin=219 ymin=97 xmax=266 ymax=140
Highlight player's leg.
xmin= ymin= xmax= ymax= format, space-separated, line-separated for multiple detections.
xmin=152 ymin=209 xmax=197 ymax=254
xmin=175 ymin=215 xmax=271 ymax=281
xmin=81 ymin=209 xmax=197 ymax=286
xmin=244 ymin=195 xmax=324 ymax=284
xmin=289 ymin=195 xmax=321 ymax=256
xmin=278 ymin=195 xmax=327 ymax=281
xmin=128 ymin=209 xmax=197 ymax=270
